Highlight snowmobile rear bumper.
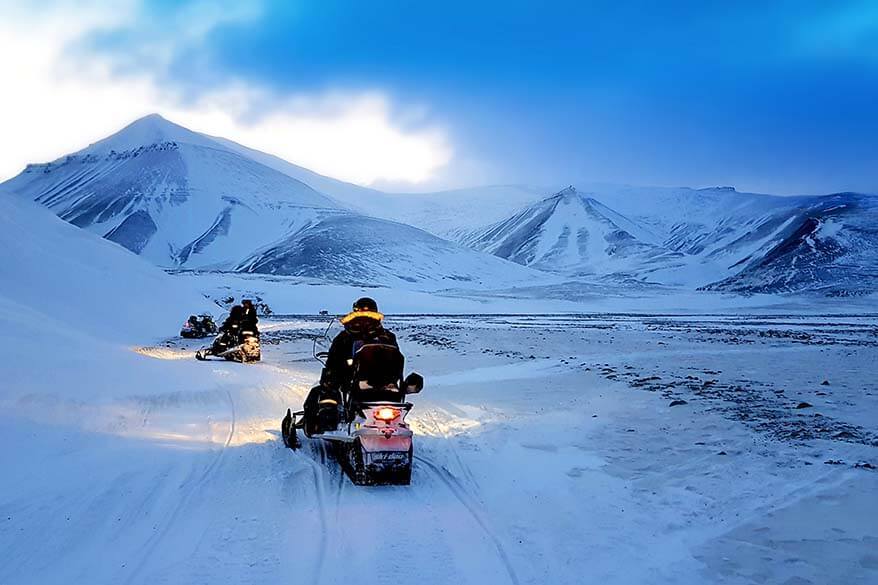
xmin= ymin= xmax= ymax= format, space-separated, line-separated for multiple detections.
xmin=358 ymin=434 xmax=412 ymax=454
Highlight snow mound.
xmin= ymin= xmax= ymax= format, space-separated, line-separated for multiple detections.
xmin=0 ymin=195 xmax=205 ymax=342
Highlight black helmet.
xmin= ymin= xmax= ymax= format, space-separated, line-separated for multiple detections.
xmin=353 ymin=297 xmax=378 ymax=312
xmin=341 ymin=297 xmax=383 ymax=327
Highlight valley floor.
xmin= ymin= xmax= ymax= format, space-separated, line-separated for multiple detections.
xmin=1 ymin=314 xmax=876 ymax=584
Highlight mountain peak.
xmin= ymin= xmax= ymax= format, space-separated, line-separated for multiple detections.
xmin=133 ymin=112 xmax=167 ymax=124
xmin=78 ymin=113 xmax=224 ymax=155
xmin=547 ymin=185 xmax=602 ymax=207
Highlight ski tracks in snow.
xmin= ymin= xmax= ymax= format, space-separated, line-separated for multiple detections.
xmin=124 ymin=388 xmax=236 ymax=585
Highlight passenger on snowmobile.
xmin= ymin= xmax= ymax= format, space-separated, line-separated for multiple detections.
xmin=241 ymin=299 xmax=259 ymax=335
xmin=303 ymin=298 xmax=402 ymax=432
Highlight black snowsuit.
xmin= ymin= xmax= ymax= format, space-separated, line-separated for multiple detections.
xmin=325 ymin=320 xmax=399 ymax=390
xmin=304 ymin=317 xmax=400 ymax=426
xmin=215 ymin=306 xmax=244 ymax=350
xmin=241 ymin=304 xmax=259 ymax=334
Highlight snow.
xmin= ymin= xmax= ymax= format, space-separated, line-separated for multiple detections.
xmin=1 ymin=115 xmax=876 ymax=585
xmin=457 ymin=187 xmax=684 ymax=276
xmin=78 ymin=113 xmax=228 ymax=155
xmin=5 ymin=115 xmax=877 ymax=295
xmin=2 ymin=303 xmax=875 ymax=584
xmin=0 ymin=195 xmax=205 ymax=342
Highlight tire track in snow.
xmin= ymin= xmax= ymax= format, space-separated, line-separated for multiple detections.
xmin=124 ymin=388 xmax=236 ymax=585
xmin=423 ymin=409 xmax=481 ymax=491
xmin=295 ymin=440 xmax=334 ymax=585
xmin=414 ymin=455 xmax=520 ymax=585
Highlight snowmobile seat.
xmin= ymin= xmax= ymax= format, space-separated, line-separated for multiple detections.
xmin=348 ymin=343 xmax=406 ymax=403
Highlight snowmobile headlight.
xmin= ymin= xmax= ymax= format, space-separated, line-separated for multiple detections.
xmin=374 ymin=407 xmax=400 ymax=422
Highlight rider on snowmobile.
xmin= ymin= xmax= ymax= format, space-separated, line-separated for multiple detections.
xmin=327 ymin=297 xmax=398 ymax=389
xmin=216 ymin=305 xmax=244 ymax=346
xmin=303 ymin=298 xmax=401 ymax=428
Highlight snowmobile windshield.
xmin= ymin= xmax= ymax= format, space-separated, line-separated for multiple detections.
xmin=312 ymin=317 xmax=338 ymax=364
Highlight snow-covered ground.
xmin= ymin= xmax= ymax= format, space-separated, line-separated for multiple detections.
xmin=2 ymin=117 xmax=876 ymax=583
xmin=2 ymin=308 xmax=875 ymax=585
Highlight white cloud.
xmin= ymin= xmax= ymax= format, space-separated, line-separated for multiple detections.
xmin=0 ymin=0 xmax=453 ymax=185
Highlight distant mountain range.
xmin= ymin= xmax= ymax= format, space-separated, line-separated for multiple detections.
xmin=0 ymin=115 xmax=536 ymax=289
xmin=2 ymin=114 xmax=875 ymax=296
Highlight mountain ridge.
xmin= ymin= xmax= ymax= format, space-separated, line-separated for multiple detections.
xmin=3 ymin=113 xmax=875 ymax=296
xmin=1 ymin=114 xmax=543 ymax=289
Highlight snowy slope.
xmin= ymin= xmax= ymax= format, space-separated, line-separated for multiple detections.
xmin=458 ymin=186 xmax=683 ymax=277
xmin=702 ymin=193 xmax=878 ymax=295
xmin=235 ymin=213 xmax=541 ymax=288
xmin=1 ymin=115 xmax=343 ymax=270
xmin=210 ymin=134 xmax=384 ymax=213
xmin=452 ymin=184 xmax=878 ymax=293
xmin=6 ymin=114 xmax=876 ymax=295
xmin=0 ymin=194 xmax=205 ymax=342
xmin=374 ymin=184 xmax=549 ymax=236
xmin=213 ymin=135 xmax=548 ymax=235
xmin=213 ymin=136 xmax=546 ymax=231
xmin=2 ymin=115 xmax=541 ymax=288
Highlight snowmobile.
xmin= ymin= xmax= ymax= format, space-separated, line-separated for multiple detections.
xmin=180 ymin=314 xmax=217 ymax=338
xmin=195 ymin=327 xmax=261 ymax=362
xmin=281 ymin=323 xmax=424 ymax=486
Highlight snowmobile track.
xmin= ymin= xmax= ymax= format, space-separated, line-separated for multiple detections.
xmin=295 ymin=440 xmax=335 ymax=585
xmin=125 ymin=388 xmax=236 ymax=585
xmin=414 ymin=455 xmax=520 ymax=585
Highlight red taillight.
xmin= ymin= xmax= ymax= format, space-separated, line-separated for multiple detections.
xmin=374 ymin=407 xmax=400 ymax=422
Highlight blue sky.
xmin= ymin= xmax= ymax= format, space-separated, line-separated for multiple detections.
xmin=3 ymin=0 xmax=877 ymax=193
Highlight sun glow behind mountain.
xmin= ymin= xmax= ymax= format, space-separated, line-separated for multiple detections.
xmin=0 ymin=1 xmax=452 ymax=186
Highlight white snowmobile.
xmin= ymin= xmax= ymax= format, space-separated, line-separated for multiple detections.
xmin=281 ymin=326 xmax=424 ymax=485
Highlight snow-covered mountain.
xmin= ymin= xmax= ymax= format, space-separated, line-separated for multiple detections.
xmin=701 ymin=193 xmax=878 ymax=295
xmin=450 ymin=185 xmax=878 ymax=294
xmin=4 ymin=114 xmax=875 ymax=296
xmin=457 ymin=186 xmax=683 ymax=277
xmin=234 ymin=213 xmax=539 ymax=288
xmin=213 ymin=135 xmax=548 ymax=235
xmin=2 ymin=115 xmax=342 ymax=268
xmin=1 ymin=115 xmax=539 ymax=288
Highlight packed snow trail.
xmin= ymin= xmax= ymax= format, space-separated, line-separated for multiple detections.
xmin=1 ymin=314 xmax=876 ymax=584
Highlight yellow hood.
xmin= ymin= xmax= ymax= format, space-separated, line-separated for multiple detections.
xmin=340 ymin=310 xmax=384 ymax=325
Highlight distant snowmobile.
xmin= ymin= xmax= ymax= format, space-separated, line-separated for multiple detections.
xmin=180 ymin=314 xmax=217 ymax=338
xmin=195 ymin=328 xmax=261 ymax=362
xmin=282 ymin=321 xmax=423 ymax=485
